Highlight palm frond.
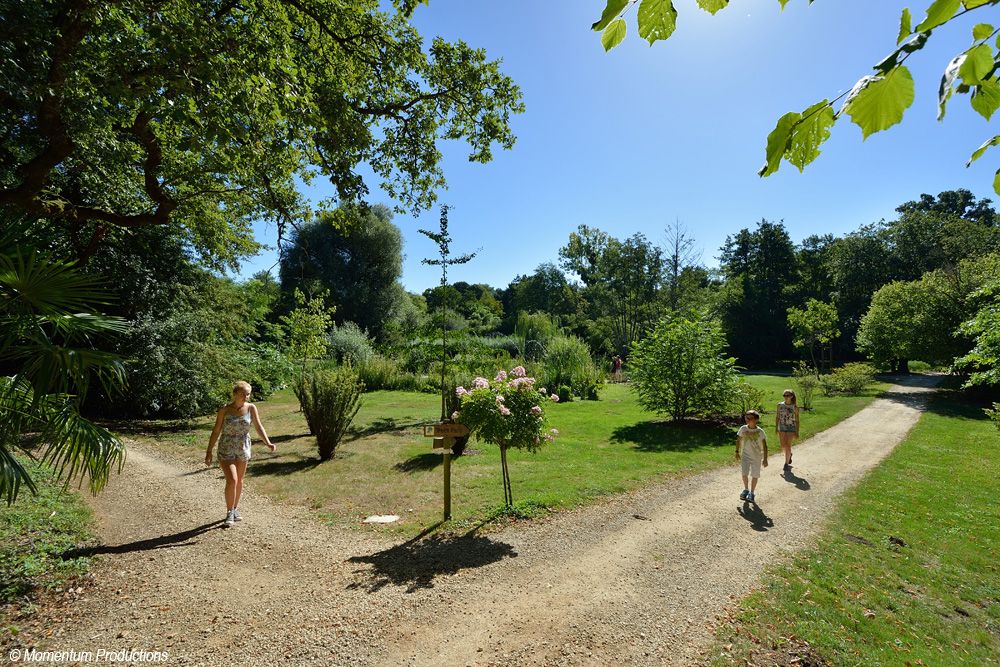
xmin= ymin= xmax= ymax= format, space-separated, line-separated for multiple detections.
xmin=38 ymin=397 xmax=127 ymax=496
xmin=0 ymin=248 xmax=115 ymax=316
xmin=0 ymin=446 xmax=38 ymax=505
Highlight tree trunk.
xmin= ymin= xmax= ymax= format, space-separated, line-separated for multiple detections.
xmin=500 ymin=445 xmax=513 ymax=508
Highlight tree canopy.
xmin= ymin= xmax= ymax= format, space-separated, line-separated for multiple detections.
xmin=0 ymin=0 xmax=524 ymax=266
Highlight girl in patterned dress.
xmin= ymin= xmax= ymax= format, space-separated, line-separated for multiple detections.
xmin=776 ymin=389 xmax=800 ymax=472
xmin=205 ymin=381 xmax=276 ymax=526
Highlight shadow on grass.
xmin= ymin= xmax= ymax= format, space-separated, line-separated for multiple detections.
xmin=248 ymin=455 xmax=323 ymax=477
xmin=737 ymin=502 xmax=774 ymax=532
xmin=347 ymin=523 xmax=517 ymax=593
xmin=611 ymin=420 xmax=733 ymax=453
xmin=393 ymin=452 xmax=443 ymax=473
xmin=60 ymin=521 xmax=222 ymax=558
xmin=270 ymin=433 xmax=311 ymax=444
xmin=347 ymin=416 xmax=426 ymax=441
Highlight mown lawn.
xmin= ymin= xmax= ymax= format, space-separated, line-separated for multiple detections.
xmin=121 ymin=374 xmax=890 ymax=536
xmin=709 ymin=390 xmax=1000 ymax=666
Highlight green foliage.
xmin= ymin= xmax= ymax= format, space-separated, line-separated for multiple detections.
xmin=954 ymin=277 xmax=1000 ymax=387
xmin=591 ymin=0 xmax=1000 ymax=196
xmin=856 ymin=273 xmax=965 ymax=369
xmin=1 ymin=1 xmax=524 ymax=264
xmin=455 ymin=366 xmax=555 ymax=507
xmin=539 ymin=335 xmax=604 ymax=401
xmin=353 ymin=355 xmax=423 ymax=393
xmin=787 ymin=298 xmax=839 ymax=367
xmin=280 ymin=288 xmax=335 ymax=369
xmin=0 ymin=238 xmax=127 ymax=503
xmin=515 ymin=311 xmax=559 ymax=361
xmin=295 ymin=367 xmax=364 ymax=461
xmin=229 ymin=344 xmax=294 ymax=400
xmin=559 ymin=226 xmax=665 ymax=357
xmin=629 ymin=313 xmax=738 ymax=421
xmin=986 ymin=402 xmax=1000 ymax=430
xmin=327 ymin=321 xmax=376 ymax=366
xmin=0 ymin=458 xmax=93 ymax=604
xmin=820 ymin=363 xmax=877 ymax=397
xmin=719 ymin=220 xmax=798 ymax=366
xmin=279 ymin=206 xmax=405 ymax=341
xmin=792 ymin=362 xmax=819 ymax=410
xmin=728 ymin=380 xmax=766 ymax=418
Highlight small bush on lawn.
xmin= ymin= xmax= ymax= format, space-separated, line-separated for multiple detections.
xmin=821 ymin=363 xmax=877 ymax=396
xmin=792 ymin=362 xmax=818 ymax=410
xmin=629 ymin=312 xmax=738 ymax=421
xmin=729 ymin=380 xmax=765 ymax=417
xmin=327 ymin=321 xmax=376 ymax=365
xmin=295 ymin=367 xmax=364 ymax=460
xmin=540 ymin=335 xmax=604 ymax=401
xmin=986 ymin=403 xmax=1000 ymax=431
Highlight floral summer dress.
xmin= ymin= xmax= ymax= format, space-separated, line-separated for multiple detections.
xmin=217 ymin=411 xmax=252 ymax=461
xmin=776 ymin=402 xmax=797 ymax=433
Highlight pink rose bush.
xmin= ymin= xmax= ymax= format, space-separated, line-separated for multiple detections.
xmin=453 ymin=365 xmax=555 ymax=506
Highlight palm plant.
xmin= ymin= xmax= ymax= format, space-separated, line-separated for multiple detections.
xmin=1 ymin=221 xmax=128 ymax=503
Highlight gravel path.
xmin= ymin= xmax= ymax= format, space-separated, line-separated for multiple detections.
xmin=9 ymin=376 xmax=937 ymax=666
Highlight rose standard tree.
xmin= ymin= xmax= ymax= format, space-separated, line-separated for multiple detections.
xmin=455 ymin=366 xmax=559 ymax=508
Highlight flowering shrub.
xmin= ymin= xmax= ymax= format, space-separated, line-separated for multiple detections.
xmin=454 ymin=365 xmax=558 ymax=506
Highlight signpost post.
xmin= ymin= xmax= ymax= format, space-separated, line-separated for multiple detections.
xmin=423 ymin=422 xmax=470 ymax=520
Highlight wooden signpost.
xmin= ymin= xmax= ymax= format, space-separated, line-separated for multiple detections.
xmin=423 ymin=422 xmax=470 ymax=520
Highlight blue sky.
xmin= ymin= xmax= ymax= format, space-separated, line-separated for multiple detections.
xmin=237 ymin=0 xmax=999 ymax=292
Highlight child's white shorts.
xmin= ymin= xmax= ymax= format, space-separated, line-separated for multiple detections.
xmin=741 ymin=454 xmax=761 ymax=478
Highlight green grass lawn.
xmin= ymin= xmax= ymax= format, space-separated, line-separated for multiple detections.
xmin=0 ymin=459 xmax=94 ymax=633
xmin=121 ymin=374 xmax=889 ymax=536
xmin=709 ymin=390 xmax=1000 ymax=666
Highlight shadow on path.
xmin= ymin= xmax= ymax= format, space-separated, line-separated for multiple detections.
xmin=781 ymin=468 xmax=811 ymax=491
xmin=248 ymin=455 xmax=322 ymax=477
xmin=737 ymin=503 xmax=774 ymax=532
xmin=60 ymin=521 xmax=222 ymax=559
xmin=347 ymin=524 xmax=517 ymax=593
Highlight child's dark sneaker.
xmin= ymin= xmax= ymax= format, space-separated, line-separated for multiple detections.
xmin=740 ymin=489 xmax=749 ymax=501
xmin=783 ymin=463 xmax=791 ymax=472
xmin=747 ymin=492 xmax=756 ymax=503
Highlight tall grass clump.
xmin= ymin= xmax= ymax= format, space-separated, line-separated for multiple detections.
xmin=539 ymin=335 xmax=603 ymax=400
xmin=515 ymin=311 xmax=558 ymax=361
xmin=355 ymin=354 xmax=423 ymax=392
xmin=295 ymin=366 xmax=364 ymax=460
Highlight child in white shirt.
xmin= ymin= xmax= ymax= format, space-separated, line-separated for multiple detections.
xmin=735 ymin=410 xmax=768 ymax=503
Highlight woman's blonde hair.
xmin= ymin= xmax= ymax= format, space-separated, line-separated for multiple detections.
xmin=233 ymin=381 xmax=252 ymax=397
xmin=783 ymin=389 xmax=797 ymax=405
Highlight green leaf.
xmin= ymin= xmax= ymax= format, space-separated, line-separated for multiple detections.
xmin=959 ymin=44 xmax=995 ymax=85
xmin=971 ymin=79 xmax=1000 ymax=119
xmin=973 ymin=23 xmax=994 ymax=40
xmin=593 ymin=0 xmax=629 ymax=31
xmin=994 ymin=168 xmax=1000 ymax=196
xmin=915 ymin=0 xmax=962 ymax=32
xmin=898 ymin=8 xmax=912 ymax=45
xmin=787 ymin=101 xmax=836 ymax=172
xmin=964 ymin=0 xmax=994 ymax=9
xmin=638 ymin=0 xmax=678 ymax=45
xmin=758 ymin=111 xmax=801 ymax=177
xmin=967 ymin=134 xmax=1000 ymax=166
xmin=844 ymin=67 xmax=915 ymax=139
xmin=696 ymin=0 xmax=729 ymax=14
xmin=602 ymin=18 xmax=628 ymax=51
xmin=876 ymin=33 xmax=929 ymax=74
xmin=939 ymin=54 xmax=965 ymax=120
